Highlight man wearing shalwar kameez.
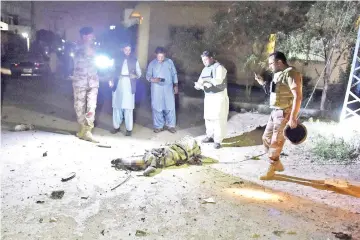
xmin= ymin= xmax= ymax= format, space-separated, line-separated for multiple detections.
xmin=109 ymin=43 xmax=142 ymax=136
xmin=146 ymin=47 xmax=179 ymax=133
xmin=194 ymin=51 xmax=229 ymax=149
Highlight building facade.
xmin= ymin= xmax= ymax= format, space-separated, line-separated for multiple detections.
xmin=1 ymin=1 xmax=32 ymax=35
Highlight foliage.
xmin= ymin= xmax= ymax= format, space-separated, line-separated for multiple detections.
xmin=312 ymin=135 xmax=359 ymax=163
xmin=167 ymin=26 xmax=207 ymax=74
xmin=209 ymin=1 xmax=313 ymax=70
xmin=277 ymin=1 xmax=360 ymax=110
xmin=168 ymin=2 xmax=313 ymax=100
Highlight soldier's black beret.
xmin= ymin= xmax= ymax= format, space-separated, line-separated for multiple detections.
xmin=79 ymin=27 xmax=94 ymax=36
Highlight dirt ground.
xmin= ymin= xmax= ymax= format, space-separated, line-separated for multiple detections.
xmin=1 ymin=77 xmax=360 ymax=239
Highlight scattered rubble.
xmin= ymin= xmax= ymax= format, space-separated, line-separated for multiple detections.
xmin=50 ymin=191 xmax=65 ymax=199
xmin=135 ymin=230 xmax=147 ymax=237
xmin=61 ymin=172 xmax=76 ymax=182
xmin=202 ymin=197 xmax=216 ymax=204
xmin=97 ymin=144 xmax=111 ymax=148
xmin=14 ymin=124 xmax=34 ymax=131
xmin=332 ymin=232 xmax=352 ymax=240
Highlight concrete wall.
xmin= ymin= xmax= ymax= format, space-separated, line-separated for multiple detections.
xmin=290 ymin=49 xmax=349 ymax=89
xmin=1 ymin=1 xmax=31 ymax=26
xmin=138 ymin=2 xmax=229 ymax=68
xmin=132 ymin=3 xmax=151 ymax=71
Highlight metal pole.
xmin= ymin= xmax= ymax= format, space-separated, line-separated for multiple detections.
xmin=340 ymin=26 xmax=360 ymax=122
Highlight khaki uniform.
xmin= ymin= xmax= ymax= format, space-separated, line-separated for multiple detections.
xmin=71 ymin=45 xmax=99 ymax=141
xmin=263 ymin=67 xmax=302 ymax=161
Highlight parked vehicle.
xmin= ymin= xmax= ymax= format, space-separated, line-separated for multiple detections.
xmin=8 ymin=53 xmax=50 ymax=77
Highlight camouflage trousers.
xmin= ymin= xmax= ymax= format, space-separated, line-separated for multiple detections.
xmin=111 ymin=136 xmax=202 ymax=173
xmin=262 ymin=108 xmax=290 ymax=161
xmin=73 ymin=86 xmax=99 ymax=127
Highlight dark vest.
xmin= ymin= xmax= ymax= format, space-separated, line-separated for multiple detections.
xmin=112 ymin=54 xmax=138 ymax=94
xmin=201 ymin=62 xmax=227 ymax=94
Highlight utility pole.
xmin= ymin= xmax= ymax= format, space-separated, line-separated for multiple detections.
xmin=30 ymin=1 xmax=35 ymax=40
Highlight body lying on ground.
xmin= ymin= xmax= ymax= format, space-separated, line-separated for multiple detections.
xmin=111 ymin=136 xmax=214 ymax=176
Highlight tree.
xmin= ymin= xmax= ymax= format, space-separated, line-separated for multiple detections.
xmin=207 ymin=1 xmax=313 ymax=100
xmin=277 ymin=1 xmax=360 ymax=111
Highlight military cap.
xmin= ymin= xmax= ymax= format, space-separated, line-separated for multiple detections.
xmin=79 ymin=27 xmax=94 ymax=36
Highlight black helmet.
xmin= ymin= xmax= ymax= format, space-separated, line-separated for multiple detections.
xmin=283 ymin=123 xmax=307 ymax=145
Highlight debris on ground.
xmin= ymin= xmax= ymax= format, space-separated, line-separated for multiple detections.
xmin=251 ymin=234 xmax=261 ymax=239
xmin=39 ymin=218 xmax=43 ymax=223
xmin=97 ymin=144 xmax=111 ymax=148
xmin=332 ymin=232 xmax=352 ymax=240
xmin=135 ymin=230 xmax=147 ymax=237
xmin=273 ymin=230 xmax=285 ymax=237
xmin=49 ymin=217 xmax=57 ymax=223
xmin=36 ymin=200 xmax=45 ymax=204
xmin=202 ymin=197 xmax=216 ymax=204
xmin=14 ymin=124 xmax=34 ymax=131
xmin=61 ymin=172 xmax=76 ymax=182
xmin=232 ymin=181 xmax=244 ymax=185
xmin=100 ymin=230 xmax=105 ymax=236
xmin=111 ymin=172 xmax=131 ymax=191
xmin=81 ymin=196 xmax=89 ymax=200
xmin=50 ymin=191 xmax=65 ymax=199
xmin=43 ymin=151 xmax=47 ymax=157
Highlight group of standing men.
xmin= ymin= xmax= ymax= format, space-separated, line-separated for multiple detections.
xmin=71 ymin=26 xmax=303 ymax=179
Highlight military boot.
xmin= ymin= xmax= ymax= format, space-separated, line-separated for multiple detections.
xmin=82 ymin=126 xmax=99 ymax=143
xmin=76 ymin=124 xmax=86 ymax=139
xmin=259 ymin=160 xmax=284 ymax=180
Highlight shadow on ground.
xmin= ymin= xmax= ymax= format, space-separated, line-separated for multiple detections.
xmin=271 ymin=174 xmax=360 ymax=198
xmin=222 ymin=125 xmax=266 ymax=147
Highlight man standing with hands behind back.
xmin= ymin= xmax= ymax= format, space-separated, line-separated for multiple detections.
xmin=146 ymin=47 xmax=179 ymax=134
xmin=255 ymin=51 xmax=303 ymax=180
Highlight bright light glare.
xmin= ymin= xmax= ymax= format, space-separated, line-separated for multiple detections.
xmin=110 ymin=25 xmax=116 ymax=30
xmin=226 ymin=188 xmax=281 ymax=201
xmin=70 ymin=52 xmax=74 ymax=57
xmin=95 ymin=55 xmax=114 ymax=69
xmin=62 ymin=39 xmax=65 ymax=43
xmin=58 ymin=48 xmax=62 ymax=51
xmin=22 ymin=32 xmax=29 ymax=38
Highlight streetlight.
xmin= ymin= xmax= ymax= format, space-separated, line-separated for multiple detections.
xmin=22 ymin=32 xmax=30 ymax=52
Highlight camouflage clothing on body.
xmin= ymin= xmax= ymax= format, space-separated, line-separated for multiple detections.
xmin=111 ymin=136 xmax=202 ymax=176
xmin=71 ymin=44 xmax=99 ymax=142
xmin=71 ymin=44 xmax=99 ymax=127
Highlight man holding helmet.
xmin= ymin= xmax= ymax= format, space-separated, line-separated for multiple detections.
xmin=255 ymin=51 xmax=303 ymax=180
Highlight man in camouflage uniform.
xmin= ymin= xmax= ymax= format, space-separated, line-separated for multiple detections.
xmin=255 ymin=51 xmax=303 ymax=180
xmin=71 ymin=27 xmax=99 ymax=142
